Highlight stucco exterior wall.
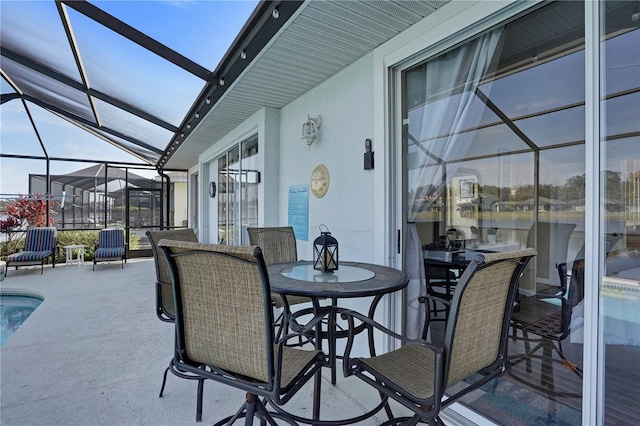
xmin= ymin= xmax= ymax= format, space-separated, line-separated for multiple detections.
xmin=173 ymin=181 xmax=188 ymax=226
xmin=279 ymin=52 xmax=376 ymax=263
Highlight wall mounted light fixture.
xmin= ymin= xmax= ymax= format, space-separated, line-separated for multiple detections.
xmin=301 ymin=114 xmax=322 ymax=148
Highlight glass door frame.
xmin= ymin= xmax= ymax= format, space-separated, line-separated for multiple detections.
xmin=583 ymin=2 xmax=600 ymax=424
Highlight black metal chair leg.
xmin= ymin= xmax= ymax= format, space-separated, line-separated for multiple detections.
xmin=160 ymin=360 xmax=206 ymax=422
xmin=196 ymin=378 xmax=204 ymax=422
xmin=383 ymin=400 xmax=394 ymax=420
xmin=159 ymin=364 xmax=170 ymax=397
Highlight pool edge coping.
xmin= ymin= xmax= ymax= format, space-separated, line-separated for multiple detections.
xmin=0 ymin=287 xmax=46 ymax=300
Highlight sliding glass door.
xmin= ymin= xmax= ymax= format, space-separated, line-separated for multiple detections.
xmin=402 ymin=2 xmax=588 ymax=424
xmin=217 ymin=135 xmax=259 ymax=245
xmin=400 ymin=2 xmax=639 ymax=424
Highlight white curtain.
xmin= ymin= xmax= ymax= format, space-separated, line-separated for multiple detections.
xmin=407 ymin=28 xmax=504 ymax=219
xmin=406 ymin=222 xmax=426 ymax=339
xmin=404 ymin=28 xmax=504 ymax=337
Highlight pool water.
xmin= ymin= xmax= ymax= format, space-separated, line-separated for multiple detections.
xmin=1 ymin=294 xmax=43 ymax=347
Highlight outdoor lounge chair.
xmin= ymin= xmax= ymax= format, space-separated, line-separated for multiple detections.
xmin=146 ymin=228 xmax=205 ymax=422
xmin=158 ymin=240 xmax=326 ymax=425
xmin=93 ymin=228 xmax=126 ymax=270
xmin=5 ymin=227 xmax=57 ymax=276
xmin=338 ymin=248 xmax=536 ymax=425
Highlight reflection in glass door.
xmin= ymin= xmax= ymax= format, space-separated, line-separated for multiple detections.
xmin=600 ymin=2 xmax=640 ymax=424
xmin=400 ymin=2 xmax=592 ymax=424
xmin=217 ymin=135 xmax=259 ymax=245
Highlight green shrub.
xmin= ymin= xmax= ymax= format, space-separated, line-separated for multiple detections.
xmin=57 ymin=231 xmax=99 ymax=262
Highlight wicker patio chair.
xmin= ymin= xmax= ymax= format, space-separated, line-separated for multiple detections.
xmin=5 ymin=227 xmax=57 ymax=276
xmin=93 ymin=228 xmax=126 ymax=270
xmin=146 ymin=229 xmax=205 ymax=422
xmin=339 ymin=248 xmax=537 ymax=425
xmin=158 ymin=240 xmax=326 ymax=425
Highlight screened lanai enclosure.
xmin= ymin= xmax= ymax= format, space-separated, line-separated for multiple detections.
xmin=4 ymin=162 xmax=187 ymax=254
xmin=31 ymin=165 xmax=153 ymax=229
xmin=25 ymin=164 xmax=187 ymax=252
xmin=1 ymin=0 xmax=256 ymax=252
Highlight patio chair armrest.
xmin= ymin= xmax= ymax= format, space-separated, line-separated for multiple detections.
xmin=278 ymin=306 xmax=333 ymax=346
xmin=418 ymin=294 xmax=451 ymax=337
xmin=418 ymin=294 xmax=450 ymax=306
xmin=335 ymin=307 xmax=442 ymax=377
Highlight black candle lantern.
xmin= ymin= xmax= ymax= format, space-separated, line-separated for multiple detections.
xmin=313 ymin=224 xmax=338 ymax=273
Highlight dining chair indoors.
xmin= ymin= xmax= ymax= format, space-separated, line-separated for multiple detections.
xmin=158 ymin=240 xmax=326 ymax=425
xmin=5 ymin=226 xmax=57 ymax=276
xmin=509 ymin=246 xmax=639 ymax=398
xmin=93 ymin=228 xmax=126 ymax=270
xmin=146 ymin=228 xmax=205 ymax=422
xmin=508 ymin=257 xmax=584 ymax=398
xmin=424 ymin=266 xmax=459 ymax=323
xmin=339 ymin=248 xmax=537 ymax=426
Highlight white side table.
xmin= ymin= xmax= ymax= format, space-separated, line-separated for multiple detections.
xmin=64 ymin=244 xmax=86 ymax=266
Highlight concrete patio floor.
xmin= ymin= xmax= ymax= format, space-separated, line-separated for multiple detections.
xmin=0 ymin=258 xmax=466 ymax=426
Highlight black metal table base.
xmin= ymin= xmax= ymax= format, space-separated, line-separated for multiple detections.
xmin=268 ymin=394 xmax=390 ymax=426
xmin=213 ymin=394 xmax=297 ymax=426
xmin=273 ymin=294 xmax=392 ymax=425
xmin=266 ymin=261 xmax=409 ymax=425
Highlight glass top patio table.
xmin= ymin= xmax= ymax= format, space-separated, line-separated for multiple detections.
xmin=267 ymin=260 xmax=408 ymax=298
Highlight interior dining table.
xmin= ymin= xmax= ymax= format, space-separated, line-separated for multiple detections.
xmin=267 ymin=260 xmax=408 ymax=425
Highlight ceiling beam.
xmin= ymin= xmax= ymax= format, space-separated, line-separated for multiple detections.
xmin=56 ymin=0 xmax=102 ymax=129
xmin=1 ymin=92 xmax=20 ymax=104
xmin=61 ymin=0 xmax=213 ymax=83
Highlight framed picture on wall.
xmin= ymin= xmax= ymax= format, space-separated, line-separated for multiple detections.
xmin=460 ymin=179 xmax=474 ymax=198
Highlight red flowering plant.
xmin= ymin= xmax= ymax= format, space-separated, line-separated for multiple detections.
xmin=1 ymin=194 xmax=58 ymax=257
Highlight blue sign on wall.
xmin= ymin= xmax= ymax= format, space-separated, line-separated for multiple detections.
xmin=288 ymin=185 xmax=309 ymax=241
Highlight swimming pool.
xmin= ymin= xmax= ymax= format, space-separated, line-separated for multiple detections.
xmin=1 ymin=293 xmax=43 ymax=347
